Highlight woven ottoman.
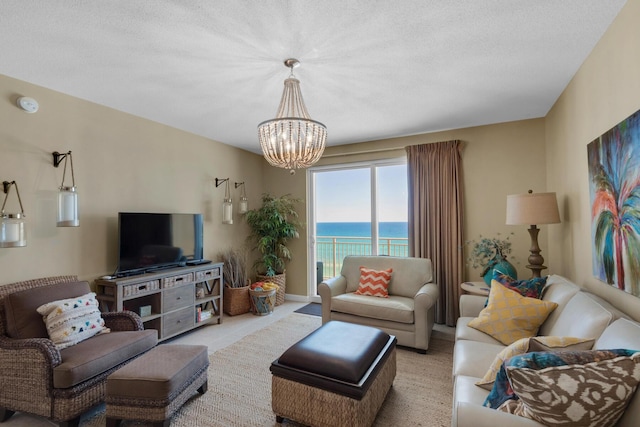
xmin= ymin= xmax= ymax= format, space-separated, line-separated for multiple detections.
xmin=270 ymin=321 xmax=396 ymax=427
xmin=106 ymin=344 xmax=209 ymax=427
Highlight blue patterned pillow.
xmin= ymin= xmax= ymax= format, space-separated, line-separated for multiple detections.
xmin=483 ymin=349 xmax=639 ymax=409
xmin=493 ymin=271 xmax=547 ymax=299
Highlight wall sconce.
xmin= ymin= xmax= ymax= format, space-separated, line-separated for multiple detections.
xmin=52 ymin=151 xmax=79 ymax=227
xmin=235 ymin=182 xmax=248 ymax=214
xmin=1 ymin=181 xmax=27 ymax=248
xmin=215 ymin=178 xmax=233 ymax=224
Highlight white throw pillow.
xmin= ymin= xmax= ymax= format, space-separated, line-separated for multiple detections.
xmin=37 ymin=292 xmax=109 ymax=349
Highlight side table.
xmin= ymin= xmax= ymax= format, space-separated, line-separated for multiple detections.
xmin=460 ymin=281 xmax=490 ymax=296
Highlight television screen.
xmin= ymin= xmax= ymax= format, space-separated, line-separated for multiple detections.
xmin=116 ymin=212 xmax=204 ymax=276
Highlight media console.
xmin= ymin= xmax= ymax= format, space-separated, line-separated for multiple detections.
xmin=95 ymin=263 xmax=223 ymax=342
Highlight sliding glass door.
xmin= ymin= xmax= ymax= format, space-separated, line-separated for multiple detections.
xmin=307 ymin=159 xmax=407 ymax=299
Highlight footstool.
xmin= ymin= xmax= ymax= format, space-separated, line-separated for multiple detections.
xmin=106 ymin=344 xmax=209 ymax=427
xmin=270 ymin=321 xmax=396 ymax=427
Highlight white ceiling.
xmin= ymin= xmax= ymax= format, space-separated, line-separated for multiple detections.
xmin=0 ymin=1 xmax=627 ymax=154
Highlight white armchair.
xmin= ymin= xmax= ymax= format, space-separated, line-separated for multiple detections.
xmin=318 ymin=256 xmax=439 ymax=353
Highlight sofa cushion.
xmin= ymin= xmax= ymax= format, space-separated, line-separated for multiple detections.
xmin=475 ymin=336 xmax=595 ymax=390
xmin=355 ymin=267 xmax=392 ymax=298
xmin=542 ymin=292 xmax=614 ymax=340
xmin=453 ymin=339 xmax=506 ymax=379
xmin=4 ymin=281 xmax=91 ymax=339
xmin=468 ymin=281 xmax=558 ymax=345
xmin=499 ymin=350 xmax=640 ymax=427
xmin=54 ymin=329 xmax=158 ymax=388
xmin=455 ymin=317 xmax=505 ymax=345
xmin=340 ymin=256 xmax=432 ymax=298
xmin=595 ymin=318 xmax=640 ymax=350
xmin=37 ymin=292 xmax=109 ymax=350
xmin=537 ymin=275 xmax=581 ymax=336
xmin=331 ymin=293 xmax=414 ymax=324
xmin=493 ymin=271 xmax=547 ymax=300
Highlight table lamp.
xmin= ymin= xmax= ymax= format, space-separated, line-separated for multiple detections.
xmin=506 ymin=190 xmax=560 ymax=277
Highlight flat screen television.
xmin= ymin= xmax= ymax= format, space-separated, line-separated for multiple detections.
xmin=115 ymin=212 xmax=204 ymax=276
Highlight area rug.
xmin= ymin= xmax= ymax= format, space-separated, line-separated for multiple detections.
xmin=293 ymin=302 xmax=321 ymax=316
xmin=82 ymin=313 xmax=453 ymax=426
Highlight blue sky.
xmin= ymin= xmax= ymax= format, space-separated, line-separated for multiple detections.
xmin=315 ymin=164 xmax=408 ymax=222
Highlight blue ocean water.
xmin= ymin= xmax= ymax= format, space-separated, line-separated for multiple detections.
xmin=316 ymin=222 xmax=408 ymax=238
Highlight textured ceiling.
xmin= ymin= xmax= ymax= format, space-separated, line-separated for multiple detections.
xmin=0 ymin=1 xmax=627 ymax=153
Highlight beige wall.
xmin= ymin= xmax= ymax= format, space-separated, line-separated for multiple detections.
xmin=0 ymin=74 xmax=263 ymax=285
xmin=267 ymin=119 xmax=547 ymax=296
xmin=545 ymin=0 xmax=640 ymax=319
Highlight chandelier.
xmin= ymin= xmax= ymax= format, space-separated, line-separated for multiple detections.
xmin=258 ymin=59 xmax=327 ymax=174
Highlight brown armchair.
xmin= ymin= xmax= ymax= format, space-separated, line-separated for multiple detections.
xmin=0 ymin=276 xmax=157 ymax=427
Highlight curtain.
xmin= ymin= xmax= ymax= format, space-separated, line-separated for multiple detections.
xmin=406 ymin=141 xmax=464 ymax=326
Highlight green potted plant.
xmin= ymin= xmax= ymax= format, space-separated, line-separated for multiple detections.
xmin=218 ymin=247 xmax=251 ymax=315
xmin=245 ymin=193 xmax=302 ymax=306
xmin=466 ymin=233 xmax=517 ymax=284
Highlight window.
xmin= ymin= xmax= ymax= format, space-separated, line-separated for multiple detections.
xmin=307 ymin=159 xmax=407 ymax=298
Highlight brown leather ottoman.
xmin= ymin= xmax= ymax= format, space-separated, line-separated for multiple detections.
xmin=106 ymin=344 xmax=208 ymax=427
xmin=270 ymin=321 xmax=396 ymax=427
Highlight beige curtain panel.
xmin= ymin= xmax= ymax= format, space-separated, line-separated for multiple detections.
xmin=406 ymin=140 xmax=464 ymax=326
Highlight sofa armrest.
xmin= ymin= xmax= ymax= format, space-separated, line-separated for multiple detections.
xmin=102 ymin=311 xmax=144 ymax=331
xmin=459 ymin=294 xmax=487 ymax=317
xmin=318 ymin=276 xmax=348 ymax=324
xmin=414 ymin=282 xmax=439 ymax=308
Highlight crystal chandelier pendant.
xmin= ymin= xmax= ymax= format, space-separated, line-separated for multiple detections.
xmin=258 ymin=59 xmax=327 ymax=174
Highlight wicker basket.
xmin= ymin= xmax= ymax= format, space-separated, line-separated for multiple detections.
xmin=223 ymin=285 xmax=251 ymax=316
xmin=257 ymin=273 xmax=286 ymax=306
xmin=249 ymin=288 xmax=277 ymax=315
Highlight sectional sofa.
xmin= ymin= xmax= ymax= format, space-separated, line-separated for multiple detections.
xmin=452 ymin=274 xmax=640 ymax=427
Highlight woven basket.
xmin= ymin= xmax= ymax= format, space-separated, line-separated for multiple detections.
xmin=257 ymin=273 xmax=286 ymax=306
xmin=249 ymin=288 xmax=277 ymax=315
xmin=223 ymin=285 xmax=251 ymax=316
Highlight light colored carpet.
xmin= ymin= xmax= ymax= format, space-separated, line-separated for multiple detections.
xmin=82 ymin=313 xmax=453 ymax=426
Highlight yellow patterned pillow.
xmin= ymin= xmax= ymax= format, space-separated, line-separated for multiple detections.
xmin=468 ymin=280 xmax=558 ymax=346
xmin=475 ymin=336 xmax=595 ymax=390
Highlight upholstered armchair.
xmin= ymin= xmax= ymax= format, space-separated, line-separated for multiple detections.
xmin=319 ymin=256 xmax=439 ymax=353
xmin=0 ymin=276 xmax=157 ymax=427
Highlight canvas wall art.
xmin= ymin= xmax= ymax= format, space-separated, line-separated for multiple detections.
xmin=587 ymin=108 xmax=640 ymax=297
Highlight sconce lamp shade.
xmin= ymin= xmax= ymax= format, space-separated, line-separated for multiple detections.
xmin=1 ymin=181 xmax=27 ymax=248
xmin=223 ymin=197 xmax=233 ymax=224
xmin=235 ymin=181 xmax=248 ymax=214
xmin=58 ymin=186 xmax=79 ymax=227
xmin=52 ymin=151 xmax=79 ymax=227
xmin=506 ymin=192 xmax=560 ymax=226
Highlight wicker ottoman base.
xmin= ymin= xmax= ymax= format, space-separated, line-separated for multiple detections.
xmin=106 ymin=345 xmax=209 ymax=427
xmin=270 ymin=321 xmax=396 ymax=427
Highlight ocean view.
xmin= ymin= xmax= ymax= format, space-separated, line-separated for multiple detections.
xmin=315 ymin=222 xmax=409 ymax=278
xmin=316 ymin=222 xmax=408 ymax=238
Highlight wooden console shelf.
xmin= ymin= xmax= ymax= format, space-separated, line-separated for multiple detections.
xmin=95 ymin=263 xmax=223 ymax=342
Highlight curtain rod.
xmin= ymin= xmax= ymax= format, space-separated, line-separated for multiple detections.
xmin=322 ymin=146 xmax=406 ymax=158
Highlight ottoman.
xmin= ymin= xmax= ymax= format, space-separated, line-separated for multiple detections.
xmin=106 ymin=344 xmax=209 ymax=427
xmin=270 ymin=321 xmax=396 ymax=427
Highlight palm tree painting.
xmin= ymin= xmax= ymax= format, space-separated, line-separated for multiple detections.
xmin=587 ymin=109 xmax=640 ymax=297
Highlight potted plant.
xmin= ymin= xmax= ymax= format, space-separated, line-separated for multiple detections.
xmin=219 ymin=248 xmax=251 ymax=315
xmin=245 ymin=193 xmax=302 ymax=306
xmin=466 ymin=233 xmax=517 ymax=284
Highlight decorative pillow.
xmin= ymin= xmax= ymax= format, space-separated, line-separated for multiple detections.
xmin=37 ymin=292 xmax=110 ymax=350
xmin=354 ymin=267 xmax=392 ymax=298
xmin=468 ymin=280 xmax=558 ymax=345
xmin=498 ymin=350 xmax=640 ymax=427
xmin=484 ymin=349 xmax=638 ymax=410
xmin=475 ymin=336 xmax=595 ymax=390
xmin=492 ymin=271 xmax=547 ymax=299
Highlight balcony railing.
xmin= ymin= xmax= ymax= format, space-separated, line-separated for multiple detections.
xmin=316 ymin=236 xmax=409 ymax=280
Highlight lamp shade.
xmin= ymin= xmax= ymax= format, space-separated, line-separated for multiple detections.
xmin=506 ymin=192 xmax=560 ymax=226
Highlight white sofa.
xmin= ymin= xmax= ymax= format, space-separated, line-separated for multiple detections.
xmin=452 ymin=274 xmax=640 ymax=427
xmin=318 ymin=256 xmax=439 ymax=353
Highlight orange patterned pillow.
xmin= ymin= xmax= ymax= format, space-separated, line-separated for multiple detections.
xmin=355 ymin=267 xmax=392 ymax=298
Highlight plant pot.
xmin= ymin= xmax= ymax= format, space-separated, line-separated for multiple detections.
xmin=223 ymin=285 xmax=251 ymax=316
xmin=482 ymin=256 xmax=517 ymax=285
xmin=257 ymin=273 xmax=286 ymax=306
